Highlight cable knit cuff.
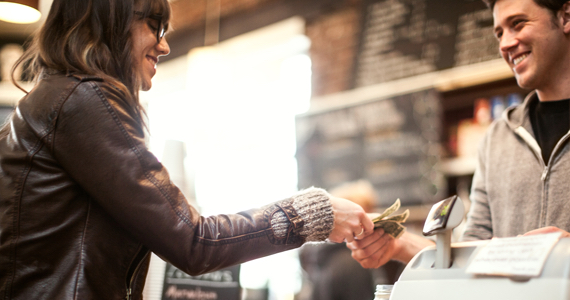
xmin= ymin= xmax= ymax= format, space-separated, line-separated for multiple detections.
xmin=271 ymin=187 xmax=334 ymax=242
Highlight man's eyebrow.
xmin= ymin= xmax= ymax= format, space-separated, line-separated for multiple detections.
xmin=494 ymin=13 xmax=526 ymax=33
xmin=503 ymin=13 xmax=527 ymax=26
xmin=493 ymin=25 xmax=502 ymax=35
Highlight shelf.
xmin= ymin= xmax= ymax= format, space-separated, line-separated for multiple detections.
xmin=438 ymin=157 xmax=477 ymax=177
xmin=302 ymin=59 xmax=512 ymax=116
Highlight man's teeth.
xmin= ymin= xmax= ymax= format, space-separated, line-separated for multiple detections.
xmin=513 ymin=54 xmax=528 ymax=66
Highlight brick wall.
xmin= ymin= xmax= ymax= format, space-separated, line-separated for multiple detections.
xmin=306 ymin=5 xmax=361 ymax=96
xmin=170 ymin=0 xmax=278 ymax=32
xmin=168 ymin=0 xmax=361 ymax=97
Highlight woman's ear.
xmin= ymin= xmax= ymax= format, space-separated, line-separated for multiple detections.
xmin=561 ymin=1 xmax=570 ymax=34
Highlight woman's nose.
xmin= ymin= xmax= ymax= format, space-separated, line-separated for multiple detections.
xmin=157 ymin=37 xmax=170 ymax=56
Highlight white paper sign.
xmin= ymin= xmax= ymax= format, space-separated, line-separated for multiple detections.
xmin=466 ymin=232 xmax=562 ymax=277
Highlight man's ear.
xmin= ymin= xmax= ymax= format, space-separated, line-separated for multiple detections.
xmin=561 ymin=1 xmax=570 ymax=34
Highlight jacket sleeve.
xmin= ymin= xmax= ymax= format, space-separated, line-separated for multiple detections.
xmin=50 ymin=79 xmax=333 ymax=274
xmin=460 ymin=131 xmax=493 ymax=241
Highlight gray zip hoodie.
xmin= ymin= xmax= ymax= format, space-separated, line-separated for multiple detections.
xmin=461 ymin=91 xmax=570 ymax=241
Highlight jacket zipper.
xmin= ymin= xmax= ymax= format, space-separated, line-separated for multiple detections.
xmin=530 ymin=129 xmax=570 ymax=226
xmin=515 ymin=126 xmax=549 ymax=227
xmin=541 ymin=131 xmax=570 ymax=181
xmin=125 ymin=246 xmax=149 ymax=300
xmin=541 ymin=168 xmax=549 ymax=181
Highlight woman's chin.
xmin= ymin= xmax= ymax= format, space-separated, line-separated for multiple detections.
xmin=141 ymin=81 xmax=152 ymax=91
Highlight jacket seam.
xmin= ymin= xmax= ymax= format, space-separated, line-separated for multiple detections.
xmin=8 ymin=77 xmax=88 ymax=299
xmin=6 ymin=136 xmax=47 ymax=300
xmin=72 ymin=198 xmax=92 ymax=300
xmin=88 ymin=81 xmax=195 ymax=228
xmin=40 ymin=78 xmax=84 ymax=151
xmin=193 ymin=229 xmax=272 ymax=246
xmin=11 ymin=77 xmax=91 ymax=299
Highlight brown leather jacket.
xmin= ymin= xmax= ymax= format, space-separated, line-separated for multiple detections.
xmin=0 ymin=73 xmax=314 ymax=299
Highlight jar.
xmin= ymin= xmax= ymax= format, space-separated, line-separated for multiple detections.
xmin=374 ymin=284 xmax=393 ymax=300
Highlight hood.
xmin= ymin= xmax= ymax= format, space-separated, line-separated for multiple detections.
xmin=503 ymin=90 xmax=537 ymax=136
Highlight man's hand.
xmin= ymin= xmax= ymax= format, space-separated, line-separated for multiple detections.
xmin=347 ymin=230 xmax=435 ymax=269
xmin=346 ymin=228 xmax=398 ymax=268
xmin=523 ymin=226 xmax=570 ymax=237
xmin=328 ymin=197 xmax=374 ymax=243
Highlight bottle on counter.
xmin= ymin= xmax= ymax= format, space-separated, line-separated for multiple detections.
xmin=374 ymin=284 xmax=393 ymax=300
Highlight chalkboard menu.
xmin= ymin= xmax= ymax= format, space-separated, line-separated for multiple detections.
xmin=355 ymin=0 xmax=499 ymax=87
xmin=162 ymin=264 xmax=241 ymax=300
xmin=296 ymin=89 xmax=445 ymax=207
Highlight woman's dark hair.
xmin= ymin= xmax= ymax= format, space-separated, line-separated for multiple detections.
xmin=11 ymin=0 xmax=171 ymax=121
xmin=483 ymin=0 xmax=569 ymax=15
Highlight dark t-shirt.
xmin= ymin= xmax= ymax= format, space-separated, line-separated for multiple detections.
xmin=529 ymin=98 xmax=570 ymax=164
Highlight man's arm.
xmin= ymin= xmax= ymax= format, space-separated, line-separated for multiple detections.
xmin=348 ymin=130 xmax=498 ymax=268
xmin=460 ymin=133 xmax=493 ymax=241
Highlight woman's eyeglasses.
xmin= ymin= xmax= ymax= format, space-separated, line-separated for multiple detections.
xmin=134 ymin=11 xmax=166 ymax=44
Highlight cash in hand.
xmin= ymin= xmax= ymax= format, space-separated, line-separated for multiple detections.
xmin=370 ymin=198 xmax=409 ymax=239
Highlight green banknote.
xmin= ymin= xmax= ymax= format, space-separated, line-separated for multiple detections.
xmin=370 ymin=199 xmax=409 ymax=239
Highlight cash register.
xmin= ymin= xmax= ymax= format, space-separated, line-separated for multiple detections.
xmin=389 ymin=195 xmax=570 ymax=300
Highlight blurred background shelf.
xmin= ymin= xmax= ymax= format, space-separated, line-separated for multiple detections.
xmin=0 ymin=81 xmax=29 ymax=106
xmin=439 ymin=157 xmax=477 ymax=177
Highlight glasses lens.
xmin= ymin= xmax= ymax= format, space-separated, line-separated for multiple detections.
xmin=157 ymin=24 xmax=165 ymax=43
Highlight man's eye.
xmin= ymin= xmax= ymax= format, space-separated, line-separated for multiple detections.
xmin=513 ymin=19 xmax=525 ymax=27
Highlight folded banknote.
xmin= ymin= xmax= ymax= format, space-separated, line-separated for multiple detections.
xmin=369 ymin=198 xmax=409 ymax=239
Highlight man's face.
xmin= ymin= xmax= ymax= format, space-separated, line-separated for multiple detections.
xmin=493 ymin=0 xmax=568 ymax=92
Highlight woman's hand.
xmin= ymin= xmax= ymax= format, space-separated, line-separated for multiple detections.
xmin=523 ymin=226 xmax=570 ymax=238
xmin=328 ymin=197 xmax=374 ymax=243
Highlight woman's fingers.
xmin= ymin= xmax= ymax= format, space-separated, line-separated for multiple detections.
xmin=328 ymin=196 xmax=373 ymax=243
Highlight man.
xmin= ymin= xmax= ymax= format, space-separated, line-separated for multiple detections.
xmin=349 ymin=0 xmax=570 ymax=269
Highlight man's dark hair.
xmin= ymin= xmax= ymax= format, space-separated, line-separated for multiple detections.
xmin=483 ymin=0 xmax=568 ymax=15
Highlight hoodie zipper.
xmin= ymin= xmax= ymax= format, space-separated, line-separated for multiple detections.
xmin=514 ymin=126 xmax=548 ymax=225
xmin=539 ymin=132 xmax=570 ymax=180
xmin=125 ymin=246 xmax=149 ymax=300
xmin=517 ymin=126 xmax=570 ymax=226
xmin=510 ymin=125 xmax=570 ymax=177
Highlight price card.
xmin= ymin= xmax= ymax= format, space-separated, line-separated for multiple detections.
xmin=466 ymin=232 xmax=562 ymax=277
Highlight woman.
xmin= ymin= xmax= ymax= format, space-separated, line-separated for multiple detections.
xmin=0 ymin=0 xmax=373 ymax=299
